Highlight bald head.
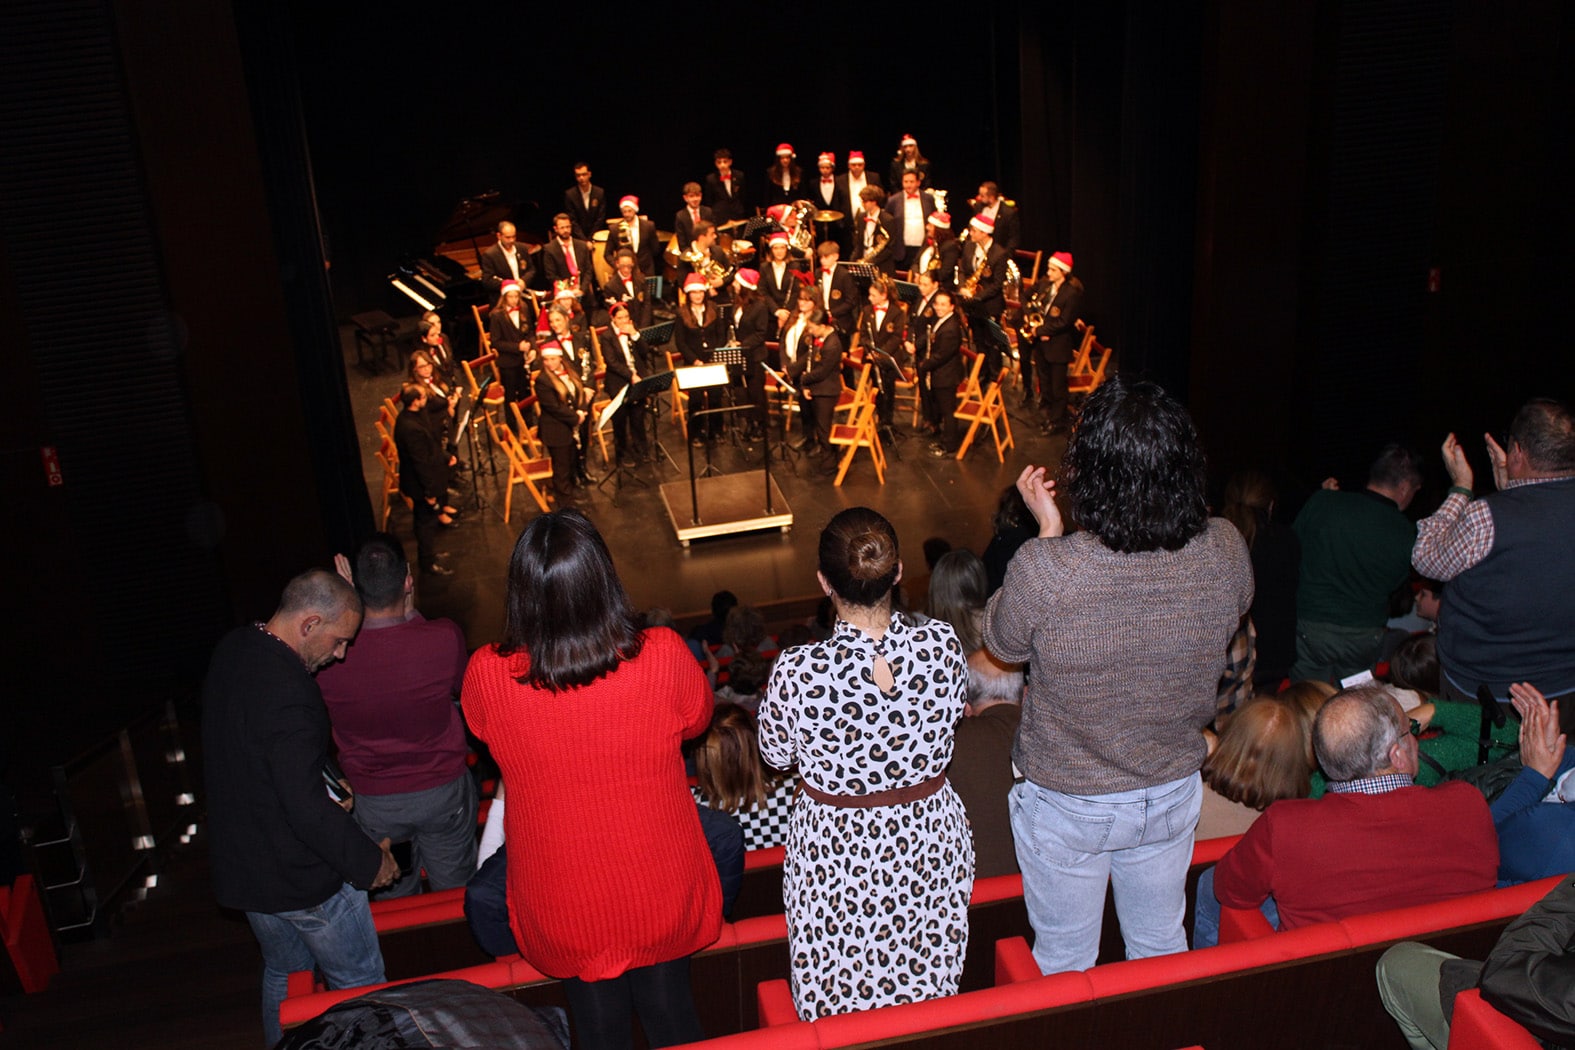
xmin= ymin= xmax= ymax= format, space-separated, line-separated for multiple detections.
xmin=269 ymin=570 xmax=363 ymax=673
xmin=1313 ymin=686 xmax=1412 ymax=782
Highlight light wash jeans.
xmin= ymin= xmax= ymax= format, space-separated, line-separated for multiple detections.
xmin=1190 ymin=864 xmax=1280 ymax=948
xmin=245 ymin=882 xmax=385 ymax=1047
xmin=1010 ymin=773 xmax=1202 ymax=975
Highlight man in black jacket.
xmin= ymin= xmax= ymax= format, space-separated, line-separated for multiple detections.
xmin=919 ymin=291 xmax=965 ymax=457
xmin=1024 ymin=250 xmax=1084 ymax=434
xmin=393 ymin=384 xmax=455 ymax=577
xmin=562 ymin=162 xmax=606 ymax=240
xmin=203 ymin=569 xmax=399 ymax=1047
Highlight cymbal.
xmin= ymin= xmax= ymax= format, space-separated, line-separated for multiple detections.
xmin=812 ymin=210 xmax=845 ymax=223
xmin=591 ymin=230 xmax=609 ymax=242
xmin=717 ymin=218 xmax=746 ymax=232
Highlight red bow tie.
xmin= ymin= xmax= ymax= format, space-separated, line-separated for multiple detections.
xmin=822 ymin=177 xmax=833 ymax=183
xmin=908 ymin=192 xmax=919 ymax=199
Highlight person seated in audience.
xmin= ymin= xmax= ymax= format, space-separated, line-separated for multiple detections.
xmin=981 ymin=484 xmax=1035 ymax=595
xmin=317 ymin=534 xmax=476 ymax=898
xmin=1221 ymin=469 xmax=1300 ymax=690
xmin=713 ymin=650 xmax=771 ymax=712
xmin=1192 ymin=685 xmax=1499 ymax=948
xmin=1386 ymin=574 xmax=1444 ymax=636
xmin=688 ymin=589 xmax=737 ymax=651
xmin=1196 ymin=695 xmax=1313 ymax=841
xmin=950 ymin=648 xmax=1025 ymax=878
xmin=1377 ymin=873 xmax=1575 ymax=1050
xmin=926 ymin=549 xmax=990 ymax=655
xmin=897 ymin=536 xmax=952 ymax=614
xmin=717 ymin=603 xmax=772 ymax=659
xmin=1489 ymin=682 xmax=1574 ymax=885
xmin=691 ymin=705 xmax=797 ymax=852
xmin=1388 ymin=634 xmax=1518 ymax=787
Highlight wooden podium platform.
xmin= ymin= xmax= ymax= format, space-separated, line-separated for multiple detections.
xmin=659 ymin=471 xmax=793 ymax=547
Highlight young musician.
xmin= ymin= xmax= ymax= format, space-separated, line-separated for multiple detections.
xmin=678 ymin=221 xmax=734 ymax=305
xmin=763 ymin=143 xmax=802 ymax=210
xmin=837 ymin=151 xmax=882 ymax=228
xmin=704 ymin=148 xmax=748 ymax=225
xmin=603 ymin=303 xmax=652 ymax=463
xmin=780 ymin=286 xmax=818 ymax=446
xmin=888 ymin=133 xmax=931 ymax=192
xmin=795 ymin=311 xmax=845 ymax=475
xmin=853 ymin=276 xmax=909 ymax=432
xmin=488 ymin=281 xmax=537 ymax=405
xmin=542 ymin=290 xmax=598 ymax=387
xmin=730 ymin=269 xmax=774 ymax=441
xmin=759 ymin=232 xmax=804 ymax=326
xmin=604 ymin=196 xmax=661 ymax=280
xmin=905 ymin=270 xmax=943 ymax=433
xmin=910 ymin=211 xmax=960 ymax=291
xmin=917 ymin=291 xmax=964 ymax=458
xmin=852 ymin=186 xmax=900 ymax=276
xmin=1025 ymin=251 xmax=1084 ymax=435
xmin=534 ymin=339 xmax=594 ymax=499
xmin=674 ymin=183 xmax=713 ymax=252
xmin=810 ymin=152 xmax=848 ymax=253
xmin=970 ymin=182 xmax=1021 ymax=256
xmin=956 ymin=213 xmax=1011 ymax=383
xmin=418 ymin=310 xmax=459 ymax=385
xmin=814 ymin=241 xmax=857 ymax=336
xmin=603 ymin=249 xmax=653 ymax=329
xmin=563 ymin=163 xmax=606 ymax=241
xmin=674 ymin=273 xmax=727 ymax=444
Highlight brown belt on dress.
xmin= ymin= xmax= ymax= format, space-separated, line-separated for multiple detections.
xmin=797 ymin=771 xmax=947 ymax=808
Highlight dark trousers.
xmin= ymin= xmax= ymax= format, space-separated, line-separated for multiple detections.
xmin=1020 ymin=338 xmax=1036 ymax=402
xmin=410 ymin=498 xmax=440 ymax=569
xmin=498 ymin=362 xmax=528 ymax=406
xmin=612 ymin=400 xmax=646 ymax=461
xmin=927 ymin=373 xmax=958 ymax=450
xmin=563 ymin=957 xmax=703 ymax=1050
xmin=1036 ymin=344 xmax=1069 ymax=423
xmin=806 ymin=390 xmax=835 ymax=449
xmin=744 ymin=361 xmax=767 ymax=434
xmin=874 ymin=358 xmax=900 ymax=430
xmin=972 ymin=316 xmax=1004 ymax=385
xmin=547 ymin=441 xmax=578 ymax=496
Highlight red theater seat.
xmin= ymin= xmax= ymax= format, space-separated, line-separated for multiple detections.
xmin=1448 ymin=989 xmax=1542 ymax=1050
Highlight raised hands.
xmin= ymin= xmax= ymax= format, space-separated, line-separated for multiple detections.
xmin=1509 ymin=681 xmax=1566 ymax=779
xmin=1015 ymin=465 xmax=1064 ymax=539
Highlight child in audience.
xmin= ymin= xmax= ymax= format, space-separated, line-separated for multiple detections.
xmin=691 ymin=705 xmax=797 ymax=851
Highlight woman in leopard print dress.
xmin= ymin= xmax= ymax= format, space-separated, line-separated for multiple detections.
xmin=758 ymin=507 xmax=974 ymax=1020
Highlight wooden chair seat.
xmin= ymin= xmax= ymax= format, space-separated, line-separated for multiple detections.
xmin=829 ymin=399 xmax=886 ymax=485
xmin=955 ymin=366 xmax=1015 ymax=462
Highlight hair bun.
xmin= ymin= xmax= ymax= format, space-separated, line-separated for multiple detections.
xmin=847 ymin=530 xmax=897 ymax=582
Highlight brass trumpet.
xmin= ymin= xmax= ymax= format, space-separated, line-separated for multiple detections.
xmin=682 ymin=245 xmax=734 ymax=286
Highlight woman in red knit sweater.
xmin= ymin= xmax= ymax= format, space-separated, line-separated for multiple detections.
xmin=462 ymin=510 xmax=720 ymax=1049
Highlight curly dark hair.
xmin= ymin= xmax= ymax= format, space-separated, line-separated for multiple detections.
xmin=1062 ymin=376 xmax=1208 ymax=553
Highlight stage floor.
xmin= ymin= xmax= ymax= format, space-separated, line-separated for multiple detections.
xmin=343 ymin=323 xmax=1068 ymax=649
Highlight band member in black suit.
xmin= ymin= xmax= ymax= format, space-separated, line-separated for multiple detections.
xmin=603 ymin=302 xmax=652 ymax=463
xmin=779 ymin=285 xmax=818 ymax=442
xmin=910 ymin=212 xmax=961 ymax=291
xmin=674 ymin=183 xmax=714 ymax=252
xmin=563 ymin=163 xmax=607 ymax=241
xmin=540 ymin=214 xmax=599 ymax=309
xmin=604 ymin=196 xmax=661 ymax=279
xmin=851 ymin=187 xmax=900 ymax=276
xmin=602 ymin=249 xmax=653 ymax=329
xmin=759 ymin=232 xmax=806 ymax=326
xmin=971 ymin=182 xmax=1020 ymax=257
xmin=762 ymin=143 xmax=802 ymax=210
xmin=534 ymin=342 xmax=594 ymax=500
xmin=541 ymin=297 xmax=598 ymax=390
xmin=729 ymin=269 xmax=774 ymax=441
xmin=765 ymin=204 xmax=813 ymax=266
xmin=809 ymin=152 xmax=849 ymax=254
xmin=478 ymin=221 xmax=534 ymax=297
xmin=488 ymin=281 xmax=537 ymax=406
xmin=853 ymin=275 xmax=909 ymax=433
xmin=884 ymin=171 xmax=938 ymax=271
xmin=918 ymin=292 xmax=964 ymax=457
xmin=905 ymin=271 xmax=943 ymax=431
xmin=813 ymin=241 xmax=858 ymax=336
xmin=394 ymin=384 xmax=457 ymax=574
xmin=418 ymin=311 xmax=459 ymax=385
xmin=956 ymin=213 xmax=1012 ymax=384
xmin=889 ymin=133 xmax=932 ymax=191
xmin=836 ymin=151 xmax=882 ymax=237
xmin=793 ymin=311 xmax=845 ymax=475
xmin=674 ymin=273 xmax=728 ymax=444
xmin=677 ymin=221 xmax=734 ymax=306
xmin=1024 ymin=250 xmax=1084 ymax=435
xmin=704 ymin=148 xmax=748 ymax=225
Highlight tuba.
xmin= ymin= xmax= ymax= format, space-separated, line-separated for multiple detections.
xmin=1018 ymin=280 xmax=1054 ymax=341
xmin=788 ymin=200 xmax=815 ymax=255
xmin=682 ymin=245 xmax=734 ymax=286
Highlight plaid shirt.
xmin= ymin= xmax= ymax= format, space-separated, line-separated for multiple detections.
xmin=1411 ymin=477 xmax=1552 ymax=580
xmin=1327 ymin=772 xmax=1414 ymax=795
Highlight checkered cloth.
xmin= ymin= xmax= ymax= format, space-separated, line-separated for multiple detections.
xmin=693 ymin=776 xmax=799 ymax=851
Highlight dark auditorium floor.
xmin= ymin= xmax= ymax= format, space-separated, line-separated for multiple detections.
xmin=347 ymin=320 xmax=1069 ymax=649
xmin=0 ymin=326 xmax=1068 ymax=1049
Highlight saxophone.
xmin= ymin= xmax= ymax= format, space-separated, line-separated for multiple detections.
xmin=1018 ymin=281 xmax=1055 ymax=341
xmin=958 ymin=251 xmax=991 ymax=300
xmin=858 ymin=213 xmax=890 ymax=263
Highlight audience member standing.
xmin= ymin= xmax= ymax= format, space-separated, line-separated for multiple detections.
xmin=1291 ymin=445 xmax=1423 ymax=682
xmin=203 ymin=570 xmax=398 ymax=1047
xmin=1412 ymin=399 xmax=1575 ymax=722
xmin=983 ymin=378 xmax=1252 ymax=976
xmin=317 ymin=535 xmax=475 ymax=898
xmin=1220 ymin=469 xmax=1301 ymax=689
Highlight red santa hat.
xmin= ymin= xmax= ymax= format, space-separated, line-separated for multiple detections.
xmin=928 ymin=212 xmax=950 ymax=228
xmin=775 ymin=143 xmax=794 ymax=157
xmin=766 ymin=204 xmax=789 ymax=224
xmin=767 ymin=231 xmax=789 ymax=247
xmin=500 ymin=280 xmax=522 ymax=297
xmin=848 ymin=151 xmax=865 ymax=163
xmin=539 ymin=342 xmax=564 ymax=357
xmin=969 ymin=214 xmax=995 ymax=234
xmin=900 ymin=134 xmax=917 ymax=147
xmin=734 ymin=268 xmax=760 ymax=290
xmin=618 ymin=195 xmax=639 ymax=211
xmin=682 ymin=273 xmax=708 ymax=294
xmin=817 ymin=152 xmax=834 ymax=166
xmin=1048 ymin=251 xmax=1074 ymax=273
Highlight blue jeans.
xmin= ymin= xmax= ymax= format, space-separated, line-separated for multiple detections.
xmin=245 ymin=882 xmax=385 ymax=1047
xmin=1010 ymin=773 xmax=1202 ymax=975
xmin=1190 ymin=864 xmax=1280 ymax=949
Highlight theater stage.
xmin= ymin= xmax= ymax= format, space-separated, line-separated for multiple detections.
xmin=344 ymin=323 xmax=1069 ymax=649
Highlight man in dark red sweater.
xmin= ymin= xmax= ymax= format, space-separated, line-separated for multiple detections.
xmin=1193 ymin=685 xmax=1498 ymax=947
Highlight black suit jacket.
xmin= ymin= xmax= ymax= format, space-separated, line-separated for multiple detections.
xmin=1034 ymin=275 xmax=1085 ymax=363
xmin=799 ymin=330 xmax=845 ymax=397
xmin=533 ymin=368 xmax=590 ymax=448
xmin=602 ymin=273 xmax=654 ymax=329
xmin=564 ymin=184 xmax=608 ymax=240
xmin=395 ymin=408 xmax=450 ymax=504
xmin=704 ymin=171 xmax=748 ymax=224
xmin=673 ymin=303 xmax=727 ymax=364
xmin=730 ymin=299 xmax=774 ymax=363
xmin=674 ymin=205 xmax=715 ymax=251
xmin=488 ymin=300 xmax=538 ymax=368
xmin=761 ymin=166 xmax=803 ymax=209
xmin=759 ymin=259 xmax=807 ymax=314
xmin=478 ymin=242 xmax=535 ymax=295
xmin=850 ymin=210 xmax=901 ymax=274
xmin=917 ymin=313 xmax=964 ymax=388
xmin=602 ymin=329 xmax=651 ymax=398
xmin=972 ymin=202 xmax=1021 ymax=256
xmin=854 ymin=302 xmax=909 ymax=366
xmin=677 ymin=245 xmax=734 ymax=305
xmin=836 ymin=173 xmax=883 ymax=214
xmin=539 ymin=238 xmax=599 ymax=304
xmin=911 ymin=238 xmax=962 ymax=290
xmin=202 ymin=627 xmax=384 ymax=914
xmin=602 ymin=217 xmax=661 ymax=279
xmin=957 ymin=240 xmax=1012 ymax=318
xmin=813 ymin=265 xmax=858 ymax=334
xmin=908 ymin=292 xmax=940 ymax=363
xmin=808 ymin=178 xmax=849 ymax=226
xmin=888 ymin=157 xmax=932 ymax=192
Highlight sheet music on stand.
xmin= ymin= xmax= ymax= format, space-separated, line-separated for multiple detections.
xmin=712 ymin=346 xmax=746 ymax=367
xmin=629 ymin=370 xmax=676 ymax=398
xmin=741 ymin=216 xmax=775 ymax=240
xmin=597 ymin=386 xmax=627 ymax=431
xmin=762 ymin=364 xmax=798 ymax=397
xmin=893 ymin=279 xmax=921 ymax=304
xmin=640 ymin=320 xmax=675 ymax=346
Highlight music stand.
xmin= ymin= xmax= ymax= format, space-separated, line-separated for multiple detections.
xmin=741 ymin=216 xmax=774 ymax=241
xmin=640 ymin=320 xmax=675 ymax=347
xmin=592 ymin=386 xmax=646 ymax=506
xmin=893 ymin=279 xmax=921 ymax=304
xmin=676 ymin=364 xmax=731 ymax=512
xmin=762 ymin=364 xmax=801 ymax=474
